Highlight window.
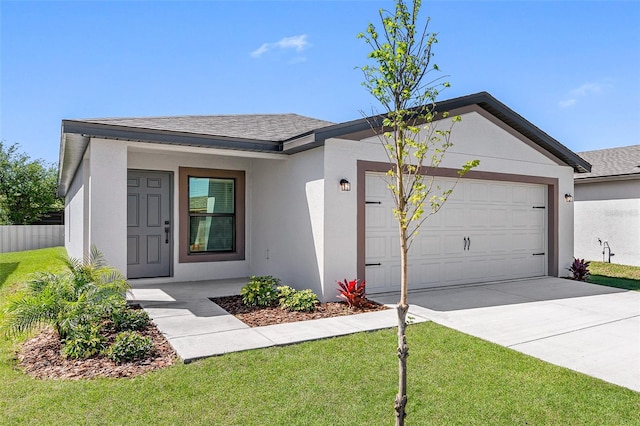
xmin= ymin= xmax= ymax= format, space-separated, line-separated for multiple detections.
xmin=179 ymin=168 xmax=245 ymax=263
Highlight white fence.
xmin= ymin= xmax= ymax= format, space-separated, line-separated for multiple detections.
xmin=0 ymin=225 xmax=64 ymax=253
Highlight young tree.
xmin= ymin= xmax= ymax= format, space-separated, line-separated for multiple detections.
xmin=0 ymin=141 xmax=62 ymax=224
xmin=358 ymin=1 xmax=478 ymax=424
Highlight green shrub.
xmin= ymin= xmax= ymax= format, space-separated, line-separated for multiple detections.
xmin=241 ymin=276 xmax=280 ymax=307
xmin=111 ymin=307 xmax=150 ymax=332
xmin=61 ymin=323 xmax=105 ymax=359
xmin=2 ymin=246 xmax=129 ymax=339
xmin=105 ymin=331 xmax=154 ymax=363
xmin=277 ymin=286 xmax=318 ymax=312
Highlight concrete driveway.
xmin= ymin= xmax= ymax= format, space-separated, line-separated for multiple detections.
xmin=372 ymin=277 xmax=640 ymax=392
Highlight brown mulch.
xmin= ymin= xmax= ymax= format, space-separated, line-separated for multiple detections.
xmin=211 ymin=295 xmax=388 ymax=327
xmin=15 ymin=297 xmax=386 ymax=380
xmin=16 ymin=324 xmax=176 ymax=380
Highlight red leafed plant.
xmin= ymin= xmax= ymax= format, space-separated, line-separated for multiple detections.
xmin=337 ymin=279 xmax=369 ymax=309
xmin=568 ymin=258 xmax=591 ymax=281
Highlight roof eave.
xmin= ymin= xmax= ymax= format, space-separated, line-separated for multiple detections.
xmin=575 ymin=173 xmax=640 ymax=184
xmin=282 ymin=92 xmax=591 ymax=173
xmin=58 ymin=120 xmax=284 ymax=197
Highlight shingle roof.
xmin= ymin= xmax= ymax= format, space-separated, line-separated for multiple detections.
xmin=575 ymin=145 xmax=640 ymax=180
xmin=79 ymin=113 xmax=335 ymax=142
xmin=58 ymin=92 xmax=591 ymax=197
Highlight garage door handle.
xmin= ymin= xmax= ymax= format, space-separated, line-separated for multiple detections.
xmin=365 ymin=263 xmax=382 ymax=266
xmin=532 ymin=253 xmax=545 ymax=256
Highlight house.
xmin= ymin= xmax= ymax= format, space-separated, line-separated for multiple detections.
xmin=58 ymin=92 xmax=590 ymax=301
xmin=574 ymin=145 xmax=640 ymax=267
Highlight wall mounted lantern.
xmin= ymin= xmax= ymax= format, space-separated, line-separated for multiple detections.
xmin=340 ymin=179 xmax=351 ymax=192
xmin=564 ymin=193 xmax=573 ymax=202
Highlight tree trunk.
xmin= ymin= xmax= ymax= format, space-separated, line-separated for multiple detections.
xmin=394 ymin=225 xmax=410 ymax=426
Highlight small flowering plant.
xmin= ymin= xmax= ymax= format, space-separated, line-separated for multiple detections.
xmin=337 ymin=278 xmax=368 ymax=309
xmin=568 ymin=258 xmax=591 ymax=281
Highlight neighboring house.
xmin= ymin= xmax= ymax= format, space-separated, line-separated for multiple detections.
xmin=58 ymin=92 xmax=590 ymax=300
xmin=574 ymin=145 xmax=640 ymax=267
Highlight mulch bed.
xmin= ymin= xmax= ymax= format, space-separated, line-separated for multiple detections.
xmin=16 ymin=324 xmax=176 ymax=380
xmin=14 ymin=296 xmax=387 ymax=380
xmin=210 ymin=295 xmax=388 ymax=327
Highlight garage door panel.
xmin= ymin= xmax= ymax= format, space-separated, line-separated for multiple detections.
xmin=422 ymin=211 xmax=443 ymax=229
xmin=487 ymin=233 xmax=510 ymax=254
xmin=443 ymin=260 xmax=464 ymax=283
xmin=416 ymin=262 xmax=441 ymax=285
xmin=469 ymin=182 xmax=489 ymax=202
xmin=490 ymin=183 xmax=509 ymax=203
xmin=444 ymin=234 xmax=465 ymax=255
xmin=466 ymin=233 xmax=490 ymax=254
xmin=528 ymin=232 xmax=545 ymax=251
xmin=529 ymin=186 xmax=546 ymax=205
xmin=389 ymin=264 xmax=402 ymax=290
xmin=417 ymin=234 xmax=442 ymax=256
xmin=510 ymin=254 xmax=545 ymax=278
xmin=365 ymin=173 xmax=547 ymax=293
xmin=512 ymin=231 xmax=545 ymax=252
xmin=485 ymin=257 xmax=511 ymax=279
xmin=512 ymin=208 xmax=535 ymax=227
xmin=464 ymin=257 xmax=490 ymax=280
xmin=439 ymin=178 xmax=463 ymax=202
xmin=512 ymin=185 xmax=530 ymax=204
xmin=366 ymin=174 xmax=389 ymax=198
xmin=530 ymin=209 xmax=545 ymax=229
xmin=468 ymin=207 xmax=489 ymax=228
xmin=443 ymin=207 xmax=466 ymax=227
xmin=389 ymin=236 xmax=401 ymax=256
xmin=366 ymin=235 xmax=387 ymax=259
xmin=365 ymin=265 xmax=388 ymax=291
xmin=490 ymin=208 xmax=509 ymax=227
xmin=366 ymin=205 xmax=391 ymax=229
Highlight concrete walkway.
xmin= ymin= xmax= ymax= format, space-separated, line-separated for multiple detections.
xmin=127 ymin=278 xmax=429 ymax=362
xmin=128 ymin=277 xmax=640 ymax=392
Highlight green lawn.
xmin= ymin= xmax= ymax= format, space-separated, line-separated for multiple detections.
xmin=0 ymin=246 xmax=68 ymax=292
xmin=588 ymin=261 xmax=640 ymax=291
xmin=1 ymin=248 xmax=639 ymax=425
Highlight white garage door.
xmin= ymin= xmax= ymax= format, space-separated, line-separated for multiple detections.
xmin=365 ymin=172 xmax=547 ymax=294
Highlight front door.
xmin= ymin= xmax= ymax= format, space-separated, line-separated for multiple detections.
xmin=127 ymin=170 xmax=172 ymax=278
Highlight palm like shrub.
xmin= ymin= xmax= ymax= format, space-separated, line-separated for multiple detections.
xmin=3 ymin=246 xmax=129 ymax=339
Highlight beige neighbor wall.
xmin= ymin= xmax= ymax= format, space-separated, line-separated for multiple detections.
xmin=575 ymin=179 xmax=640 ymax=267
xmin=322 ymin=108 xmax=575 ymax=298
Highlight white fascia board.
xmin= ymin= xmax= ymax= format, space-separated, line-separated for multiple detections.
xmin=282 ymin=133 xmax=317 ymax=152
xmin=575 ymin=174 xmax=640 ymax=184
xmin=126 ymin=141 xmax=288 ymax=160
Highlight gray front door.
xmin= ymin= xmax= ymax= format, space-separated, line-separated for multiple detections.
xmin=127 ymin=170 xmax=172 ymax=278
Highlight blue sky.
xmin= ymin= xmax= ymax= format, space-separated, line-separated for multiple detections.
xmin=1 ymin=0 xmax=639 ymax=165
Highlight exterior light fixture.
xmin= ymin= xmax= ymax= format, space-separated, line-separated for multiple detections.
xmin=565 ymin=193 xmax=573 ymax=202
xmin=340 ymin=179 xmax=351 ymax=191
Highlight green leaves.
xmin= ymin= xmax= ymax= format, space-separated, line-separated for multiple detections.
xmin=0 ymin=141 xmax=62 ymax=225
xmin=2 ymin=247 xmax=129 ymax=339
xmin=241 ymin=276 xmax=280 ymax=307
xmin=458 ymin=159 xmax=481 ymax=176
xmin=358 ymin=0 xmax=480 ymax=247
